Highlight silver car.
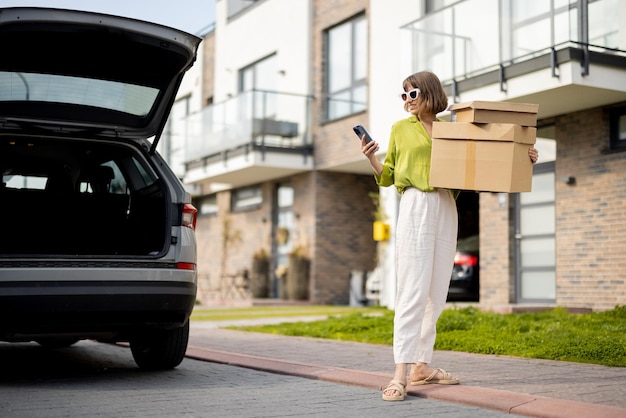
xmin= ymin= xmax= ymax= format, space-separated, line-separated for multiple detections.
xmin=0 ymin=7 xmax=200 ymax=370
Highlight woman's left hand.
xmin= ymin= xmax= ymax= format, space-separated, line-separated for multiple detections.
xmin=529 ymin=147 xmax=539 ymax=164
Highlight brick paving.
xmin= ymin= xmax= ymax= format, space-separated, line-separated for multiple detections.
xmin=188 ymin=320 xmax=626 ymax=418
xmin=1 ymin=316 xmax=623 ymax=417
xmin=0 ymin=340 xmax=511 ymax=418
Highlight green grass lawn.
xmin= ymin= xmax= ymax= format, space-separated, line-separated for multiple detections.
xmin=191 ymin=305 xmax=386 ymax=322
xmin=197 ymin=305 xmax=626 ymax=367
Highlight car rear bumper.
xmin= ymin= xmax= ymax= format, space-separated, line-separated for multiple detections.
xmin=0 ymin=267 xmax=197 ymax=342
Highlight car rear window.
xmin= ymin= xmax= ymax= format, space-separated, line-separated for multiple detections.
xmin=0 ymin=71 xmax=159 ymax=117
xmin=3 ymin=174 xmax=47 ymax=190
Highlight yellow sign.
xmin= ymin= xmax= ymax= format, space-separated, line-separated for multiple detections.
xmin=373 ymin=221 xmax=390 ymax=241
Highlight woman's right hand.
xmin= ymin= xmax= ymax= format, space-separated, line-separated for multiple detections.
xmin=362 ymin=135 xmax=379 ymax=158
xmin=361 ymin=135 xmax=383 ymax=176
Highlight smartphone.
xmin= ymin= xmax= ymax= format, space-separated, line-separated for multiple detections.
xmin=353 ymin=124 xmax=373 ymax=144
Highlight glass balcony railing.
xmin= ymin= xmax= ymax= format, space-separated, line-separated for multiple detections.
xmin=402 ymin=0 xmax=623 ymax=83
xmin=174 ymin=90 xmax=312 ymax=166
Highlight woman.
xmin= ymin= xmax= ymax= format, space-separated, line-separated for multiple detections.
xmin=359 ymin=71 xmax=538 ymax=401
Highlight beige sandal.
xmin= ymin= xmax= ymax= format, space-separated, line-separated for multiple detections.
xmin=410 ymin=368 xmax=459 ymax=385
xmin=382 ymin=379 xmax=406 ymax=401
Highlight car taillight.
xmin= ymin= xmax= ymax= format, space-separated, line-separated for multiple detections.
xmin=454 ymin=253 xmax=478 ymax=267
xmin=182 ymin=203 xmax=198 ymax=230
xmin=177 ymin=262 xmax=196 ymax=271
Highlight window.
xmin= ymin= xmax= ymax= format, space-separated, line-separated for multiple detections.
xmin=0 ymin=71 xmax=158 ymax=117
xmin=240 ymin=54 xmax=278 ymax=119
xmin=3 ymin=174 xmax=46 ymax=190
xmin=508 ymin=1 xmax=574 ymax=61
xmin=232 ymin=186 xmax=262 ymax=211
xmin=324 ymin=14 xmax=367 ymax=121
xmin=610 ymin=107 xmax=626 ymax=151
xmin=196 ymin=194 xmax=218 ymax=216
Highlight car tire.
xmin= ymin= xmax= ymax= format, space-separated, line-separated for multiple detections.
xmin=129 ymin=321 xmax=189 ymax=370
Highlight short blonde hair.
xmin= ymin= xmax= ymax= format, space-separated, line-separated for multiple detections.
xmin=402 ymin=71 xmax=448 ymax=116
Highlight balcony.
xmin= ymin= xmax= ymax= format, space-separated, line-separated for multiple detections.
xmin=181 ymin=90 xmax=313 ymax=194
xmin=402 ymin=0 xmax=626 ymax=118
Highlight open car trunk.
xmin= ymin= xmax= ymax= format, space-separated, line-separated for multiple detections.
xmin=0 ymin=136 xmax=168 ymax=257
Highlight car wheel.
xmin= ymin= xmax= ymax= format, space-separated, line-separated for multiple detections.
xmin=36 ymin=338 xmax=80 ymax=348
xmin=129 ymin=321 xmax=189 ymax=371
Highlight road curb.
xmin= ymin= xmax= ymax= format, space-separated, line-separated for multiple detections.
xmin=186 ymin=345 xmax=626 ymax=418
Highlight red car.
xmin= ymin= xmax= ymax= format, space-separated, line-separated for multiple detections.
xmin=447 ymin=235 xmax=479 ymax=302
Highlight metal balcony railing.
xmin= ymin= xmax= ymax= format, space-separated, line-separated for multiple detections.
xmin=402 ymin=0 xmax=622 ymax=84
xmin=179 ymin=89 xmax=313 ymax=166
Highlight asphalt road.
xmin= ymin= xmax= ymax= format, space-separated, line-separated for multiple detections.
xmin=0 ymin=340 xmax=512 ymax=417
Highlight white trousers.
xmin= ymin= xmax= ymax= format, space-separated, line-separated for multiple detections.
xmin=393 ymin=188 xmax=458 ymax=364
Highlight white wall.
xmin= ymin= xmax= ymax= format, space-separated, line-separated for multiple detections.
xmin=178 ymin=43 xmax=205 ymax=114
xmin=213 ymin=0 xmax=312 ymax=101
xmin=369 ymin=0 xmax=426 ymax=309
xmin=158 ymin=34 xmax=205 ymax=182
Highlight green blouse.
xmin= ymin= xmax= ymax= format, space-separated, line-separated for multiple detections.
xmin=375 ymin=115 xmax=459 ymax=199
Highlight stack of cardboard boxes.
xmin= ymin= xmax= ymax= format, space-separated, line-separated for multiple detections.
xmin=429 ymin=101 xmax=539 ymax=193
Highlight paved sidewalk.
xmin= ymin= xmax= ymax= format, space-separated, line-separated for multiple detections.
xmin=188 ymin=320 xmax=626 ymax=418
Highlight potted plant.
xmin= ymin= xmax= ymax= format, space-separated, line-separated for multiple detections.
xmin=250 ymin=248 xmax=270 ymax=298
xmin=287 ymin=244 xmax=310 ymax=300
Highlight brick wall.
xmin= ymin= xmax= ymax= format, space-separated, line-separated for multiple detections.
xmin=479 ymin=104 xmax=626 ymax=311
xmin=555 ymin=106 xmax=626 ymax=311
xmin=312 ymin=0 xmax=370 ymax=170
xmin=312 ymin=171 xmax=379 ymax=304
xmin=479 ymin=192 xmax=514 ymax=304
xmin=195 ymin=184 xmax=274 ymax=304
xmin=194 ymin=171 xmax=377 ymax=305
xmin=307 ymin=0 xmax=379 ymax=304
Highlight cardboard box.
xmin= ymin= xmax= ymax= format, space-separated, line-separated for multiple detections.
xmin=432 ymin=122 xmax=537 ymax=144
xmin=429 ymin=122 xmax=536 ymax=193
xmin=450 ymin=101 xmax=539 ymax=127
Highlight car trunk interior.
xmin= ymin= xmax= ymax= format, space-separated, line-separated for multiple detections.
xmin=0 ymin=136 xmax=168 ymax=257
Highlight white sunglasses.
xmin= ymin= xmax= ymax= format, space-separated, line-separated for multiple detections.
xmin=400 ymin=88 xmax=420 ymax=101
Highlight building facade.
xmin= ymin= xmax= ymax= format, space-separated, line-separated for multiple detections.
xmin=163 ymin=0 xmax=626 ymax=311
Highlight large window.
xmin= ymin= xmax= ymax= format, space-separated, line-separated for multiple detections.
xmin=404 ymin=0 xmax=621 ymax=82
xmin=324 ymin=14 xmax=367 ymax=121
xmin=240 ymin=54 xmax=278 ymax=119
xmin=508 ymin=0 xmax=575 ymax=61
